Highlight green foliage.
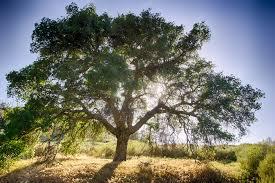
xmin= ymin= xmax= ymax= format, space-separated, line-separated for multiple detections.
xmin=0 ymin=105 xmax=41 ymax=169
xmin=0 ymin=140 xmax=26 ymax=170
xmin=0 ymin=155 xmax=15 ymax=173
xmin=258 ymin=153 xmax=275 ymax=182
xmin=127 ymin=140 xmax=150 ymax=156
xmin=85 ymin=52 xmax=132 ymax=95
xmin=192 ymin=74 xmax=264 ymax=144
xmin=0 ymin=129 xmax=41 ymax=170
xmin=0 ymin=140 xmax=25 ymax=159
xmin=90 ymin=142 xmax=116 ymax=158
xmin=196 ymin=146 xmax=217 ymax=161
xmin=0 ymin=107 xmax=37 ymax=141
xmin=214 ymin=148 xmax=237 ymax=163
xmin=239 ymin=144 xmax=268 ymax=179
xmin=60 ymin=122 xmax=104 ymax=155
xmin=19 ymin=131 xmax=41 ymax=159
xmin=150 ymin=145 xmax=189 ymax=158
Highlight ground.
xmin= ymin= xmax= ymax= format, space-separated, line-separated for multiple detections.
xmin=0 ymin=155 xmax=241 ymax=183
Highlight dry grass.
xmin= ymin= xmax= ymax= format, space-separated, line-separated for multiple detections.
xmin=0 ymin=155 xmax=239 ymax=183
xmin=210 ymin=161 xmax=242 ymax=178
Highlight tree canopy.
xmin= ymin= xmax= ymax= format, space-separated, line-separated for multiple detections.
xmin=6 ymin=3 xmax=264 ymax=161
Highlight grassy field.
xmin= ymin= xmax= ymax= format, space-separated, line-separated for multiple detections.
xmin=1 ymin=140 xmax=274 ymax=182
xmin=0 ymin=155 xmax=241 ymax=183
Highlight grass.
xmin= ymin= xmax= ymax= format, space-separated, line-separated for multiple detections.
xmin=79 ymin=140 xmax=191 ymax=159
xmin=3 ymin=141 xmax=270 ymax=182
xmin=210 ymin=161 xmax=242 ymax=178
xmin=79 ymin=140 xmax=151 ymax=158
xmin=0 ymin=155 xmax=240 ymax=183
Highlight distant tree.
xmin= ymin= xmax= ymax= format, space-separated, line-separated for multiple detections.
xmin=262 ymin=137 xmax=275 ymax=145
xmin=7 ymin=3 xmax=264 ymax=161
xmin=0 ymin=103 xmax=6 ymax=137
xmin=265 ymin=137 xmax=272 ymax=144
xmin=0 ymin=103 xmax=5 ymax=123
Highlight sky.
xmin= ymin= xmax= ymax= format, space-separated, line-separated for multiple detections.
xmin=0 ymin=0 xmax=274 ymax=143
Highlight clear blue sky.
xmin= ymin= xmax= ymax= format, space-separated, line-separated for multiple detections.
xmin=0 ymin=0 xmax=274 ymax=143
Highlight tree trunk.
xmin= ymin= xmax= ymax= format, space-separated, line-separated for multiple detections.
xmin=113 ymin=133 xmax=129 ymax=161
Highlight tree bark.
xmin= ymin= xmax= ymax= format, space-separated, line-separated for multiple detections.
xmin=113 ymin=133 xmax=130 ymax=161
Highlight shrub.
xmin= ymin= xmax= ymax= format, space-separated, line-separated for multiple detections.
xmin=150 ymin=145 xmax=189 ymax=158
xmin=214 ymin=149 xmax=237 ymax=163
xmin=189 ymin=165 xmax=238 ymax=183
xmin=60 ymin=139 xmax=81 ymax=155
xmin=196 ymin=146 xmax=216 ymax=161
xmin=0 ymin=140 xmax=25 ymax=158
xmin=0 ymin=140 xmax=26 ymax=171
xmin=89 ymin=140 xmax=150 ymax=158
xmin=239 ymin=144 xmax=268 ymax=179
xmin=19 ymin=148 xmax=35 ymax=159
xmin=0 ymin=155 xmax=11 ymax=170
xmin=127 ymin=140 xmax=150 ymax=156
xmin=90 ymin=143 xmax=115 ymax=158
xmin=258 ymin=153 xmax=275 ymax=182
xmin=34 ymin=143 xmax=47 ymax=157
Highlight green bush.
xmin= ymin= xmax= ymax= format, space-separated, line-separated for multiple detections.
xmin=90 ymin=143 xmax=115 ymax=158
xmin=19 ymin=148 xmax=35 ymax=159
xmin=239 ymin=144 xmax=268 ymax=179
xmin=258 ymin=153 xmax=275 ymax=182
xmin=0 ymin=140 xmax=26 ymax=158
xmin=17 ymin=131 xmax=41 ymax=159
xmin=0 ymin=155 xmax=11 ymax=170
xmin=0 ymin=140 xmax=26 ymax=171
xmin=127 ymin=140 xmax=150 ymax=156
xmin=196 ymin=146 xmax=216 ymax=161
xmin=60 ymin=139 xmax=81 ymax=155
xmin=214 ymin=149 xmax=237 ymax=163
xmin=150 ymin=145 xmax=189 ymax=158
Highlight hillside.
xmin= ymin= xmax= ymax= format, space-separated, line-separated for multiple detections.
xmin=0 ymin=155 xmax=240 ymax=183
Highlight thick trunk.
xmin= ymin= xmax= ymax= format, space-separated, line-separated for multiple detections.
xmin=113 ymin=133 xmax=130 ymax=161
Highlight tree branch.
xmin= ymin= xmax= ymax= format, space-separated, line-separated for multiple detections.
xmin=130 ymin=100 xmax=198 ymax=134
xmin=130 ymin=103 xmax=162 ymax=133
xmin=76 ymin=99 xmax=117 ymax=135
xmin=160 ymin=102 xmax=197 ymax=117
xmin=135 ymin=51 xmax=189 ymax=78
xmin=104 ymin=97 xmax=120 ymax=121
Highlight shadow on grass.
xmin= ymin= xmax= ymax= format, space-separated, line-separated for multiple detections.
xmin=0 ymin=159 xmax=121 ymax=183
xmin=0 ymin=161 xmax=65 ymax=183
xmin=89 ymin=161 xmax=121 ymax=183
xmin=72 ymin=161 xmax=121 ymax=183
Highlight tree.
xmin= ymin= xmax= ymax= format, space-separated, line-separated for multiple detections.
xmin=6 ymin=3 xmax=264 ymax=161
xmin=0 ymin=103 xmax=5 ymax=130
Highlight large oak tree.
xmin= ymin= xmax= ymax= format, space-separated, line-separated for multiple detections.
xmin=7 ymin=3 xmax=264 ymax=161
